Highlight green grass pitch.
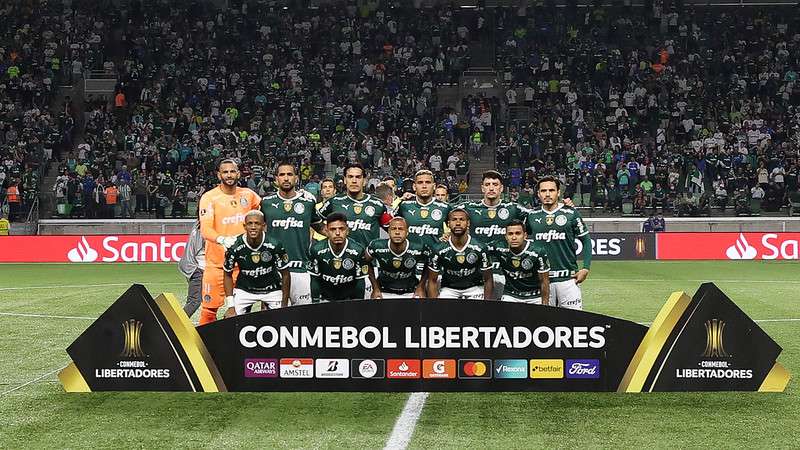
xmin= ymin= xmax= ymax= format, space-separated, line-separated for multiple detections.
xmin=1 ymin=261 xmax=798 ymax=448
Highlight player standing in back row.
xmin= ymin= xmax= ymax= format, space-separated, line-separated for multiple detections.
xmin=260 ymin=161 xmax=320 ymax=305
xmin=461 ymin=170 xmax=529 ymax=298
xmin=527 ymin=176 xmax=592 ymax=309
xmin=198 ymin=159 xmax=261 ymax=324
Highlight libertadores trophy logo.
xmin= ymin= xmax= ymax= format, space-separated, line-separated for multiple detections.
xmin=701 ymin=319 xmax=729 ymax=358
xmin=120 ymin=319 xmax=146 ymax=358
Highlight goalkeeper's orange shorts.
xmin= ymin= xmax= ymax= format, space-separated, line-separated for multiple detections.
xmin=199 ymin=267 xmax=237 ymax=325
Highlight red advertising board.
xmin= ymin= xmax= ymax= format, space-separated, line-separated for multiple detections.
xmin=656 ymin=232 xmax=800 ymax=260
xmin=0 ymin=235 xmax=187 ymax=263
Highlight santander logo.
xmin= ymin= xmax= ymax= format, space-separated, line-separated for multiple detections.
xmin=726 ymin=233 xmax=758 ymax=260
xmin=67 ymin=236 xmax=100 ymax=262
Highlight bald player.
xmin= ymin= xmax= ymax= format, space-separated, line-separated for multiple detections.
xmin=198 ymin=159 xmax=261 ymax=324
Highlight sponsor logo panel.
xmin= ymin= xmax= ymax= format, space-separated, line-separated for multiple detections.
xmin=422 ymin=359 xmax=456 ymax=379
xmin=279 ymin=358 xmax=314 ymax=378
xmin=656 ymin=232 xmax=800 ymax=260
xmin=244 ymin=358 xmax=279 ymax=378
xmin=530 ymin=359 xmax=564 ymax=379
xmin=493 ymin=359 xmax=529 ymax=379
xmin=351 ymin=359 xmax=386 ymax=379
xmin=315 ymin=359 xmax=350 ymax=378
xmin=458 ymin=359 xmax=492 ymax=379
xmin=565 ymin=359 xmax=601 ymax=379
xmin=387 ymin=359 xmax=421 ymax=379
xmin=0 ymin=235 xmax=188 ymax=263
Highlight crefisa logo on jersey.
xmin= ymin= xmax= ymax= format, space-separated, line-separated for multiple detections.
xmin=94 ymin=319 xmax=171 ymax=380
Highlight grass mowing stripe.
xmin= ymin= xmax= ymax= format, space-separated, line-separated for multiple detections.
xmin=1 ymin=365 xmax=66 ymax=396
xmin=0 ymin=312 xmax=96 ymax=320
xmin=384 ymin=392 xmax=429 ymax=450
xmin=0 ymin=282 xmax=185 ymax=291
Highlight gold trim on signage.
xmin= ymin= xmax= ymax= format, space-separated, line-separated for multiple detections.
xmin=154 ymin=293 xmax=227 ymax=392
xmin=617 ymin=292 xmax=692 ymax=393
xmin=758 ymin=362 xmax=791 ymax=392
xmin=58 ymin=362 xmax=90 ymax=392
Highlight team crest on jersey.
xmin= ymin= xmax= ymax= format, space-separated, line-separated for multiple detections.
xmin=456 ymin=254 xmax=465 ymax=264
xmin=342 ymin=258 xmax=354 ymax=270
xmin=521 ymin=258 xmax=534 ymax=270
xmin=240 ymin=197 xmax=248 ymax=207
xmin=488 ymin=209 xmax=497 ymax=219
xmin=293 ymin=202 xmax=305 ymax=214
xmin=261 ymin=251 xmax=272 ymax=262
xmin=251 ymin=253 xmax=261 ymax=263
xmin=498 ymin=208 xmax=510 ymax=220
xmin=512 ymin=258 xmax=521 ymax=268
xmin=546 ymin=215 xmax=555 ymax=225
xmin=404 ymin=257 xmax=416 ymax=268
xmin=431 ymin=209 xmax=443 ymax=221
xmin=333 ymin=258 xmax=342 ymax=269
xmin=365 ymin=205 xmax=375 ymax=216
xmin=392 ymin=259 xmax=402 ymax=269
xmin=420 ymin=208 xmax=429 ymax=219
xmin=283 ymin=202 xmax=292 ymax=212
xmin=466 ymin=253 xmax=478 ymax=264
xmin=555 ymin=215 xmax=568 ymax=226
xmin=361 ymin=265 xmax=369 ymax=274
xmin=353 ymin=204 xmax=363 ymax=215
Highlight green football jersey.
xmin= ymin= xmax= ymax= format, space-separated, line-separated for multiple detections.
xmin=317 ymin=193 xmax=388 ymax=247
xmin=366 ymin=239 xmax=429 ymax=294
xmin=260 ymin=190 xmax=320 ymax=273
xmin=396 ymin=198 xmax=451 ymax=250
xmin=429 ymin=236 xmax=491 ymax=290
xmin=223 ymin=234 xmax=290 ymax=294
xmin=308 ymin=238 xmax=369 ymax=301
xmin=526 ymin=204 xmax=589 ymax=282
xmin=461 ymin=200 xmax=530 ymax=246
xmin=489 ymin=240 xmax=550 ymax=299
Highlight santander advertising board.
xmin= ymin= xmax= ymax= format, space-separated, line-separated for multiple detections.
xmin=0 ymin=235 xmax=187 ymax=263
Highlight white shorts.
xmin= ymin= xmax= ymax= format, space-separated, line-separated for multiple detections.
xmin=289 ymin=271 xmax=311 ymax=305
xmin=549 ymin=279 xmax=582 ymax=310
xmin=380 ymin=292 xmax=416 ymax=299
xmin=233 ymin=288 xmax=282 ymax=315
xmin=501 ymin=294 xmax=543 ymax=305
xmin=492 ymin=273 xmax=506 ymax=299
xmin=440 ymin=285 xmax=484 ymax=300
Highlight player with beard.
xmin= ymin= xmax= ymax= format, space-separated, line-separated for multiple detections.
xmin=527 ymin=176 xmax=591 ymax=309
xmin=490 ymin=220 xmax=550 ymax=304
xmin=260 ymin=161 xmax=320 ymax=305
xmin=365 ymin=217 xmax=429 ymax=299
xmin=198 ymin=159 xmax=261 ymax=324
xmin=427 ymin=208 xmax=493 ymax=300
xmin=308 ymin=212 xmax=372 ymax=302
xmin=223 ymin=211 xmax=290 ymax=315
xmin=397 ymin=170 xmax=451 ymax=251
xmin=461 ymin=171 xmax=530 ymax=299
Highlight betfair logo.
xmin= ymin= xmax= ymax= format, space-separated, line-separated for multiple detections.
xmin=702 ymin=319 xmax=730 ymax=358
xmin=529 ymin=359 xmax=563 ymax=379
xmin=120 ymin=319 xmax=145 ymax=358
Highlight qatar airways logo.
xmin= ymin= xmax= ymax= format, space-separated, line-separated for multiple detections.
xmin=66 ymin=236 xmax=186 ymax=263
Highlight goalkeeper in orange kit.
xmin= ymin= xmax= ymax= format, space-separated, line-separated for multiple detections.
xmin=197 ymin=159 xmax=261 ymax=325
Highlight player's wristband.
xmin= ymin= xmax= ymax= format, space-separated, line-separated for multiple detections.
xmin=224 ymin=296 xmax=234 ymax=308
xmin=216 ymin=236 xmax=226 ymax=245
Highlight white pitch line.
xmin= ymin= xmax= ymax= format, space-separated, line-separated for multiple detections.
xmin=637 ymin=318 xmax=800 ymax=326
xmin=384 ymin=392 xmax=429 ymax=450
xmin=1 ymin=365 xmax=66 ymax=396
xmin=0 ymin=282 xmax=184 ymax=291
xmin=590 ymin=279 xmax=800 ymax=284
xmin=0 ymin=312 xmax=97 ymax=320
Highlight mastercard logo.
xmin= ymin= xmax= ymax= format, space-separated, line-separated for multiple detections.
xmin=458 ymin=359 xmax=492 ymax=379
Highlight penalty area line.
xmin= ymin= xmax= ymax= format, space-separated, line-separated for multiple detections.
xmin=384 ymin=392 xmax=429 ymax=450
xmin=1 ymin=365 xmax=67 ymax=396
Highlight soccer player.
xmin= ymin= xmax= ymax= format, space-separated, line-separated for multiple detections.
xmin=434 ymin=184 xmax=449 ymax=203
xmin=312 ymin=178 xmax=337 ymax=242
xmin=527 ymin=176 xmax=591 ymax=310
xmin=490 ymin=220 xmax=550 ymax=304
xmin=462 ymin=170 xmax=529 ymax=298
xmin=308 ymin=212 xmax=371 ymax=302
xmin=365 ymin=217 xmax=429 ymax=299
xmin=428 ymin=208 xmax=493 ymax=300
xmin=198 ymin=159 xmax=261 ymax=324
xmin=397 ymin=170 xmax=451 ymax=251
xmin=260 ymin=161 xmax=320 ymax=305
xmin=178 ymin=220 xmax=205 ymax=317
xmin=222 ymin=211 xmax=291 ymax=315
xmin=316 ymin=163 xmax=391 ymax=247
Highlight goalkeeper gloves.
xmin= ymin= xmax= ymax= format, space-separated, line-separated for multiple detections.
xmin=216 ymin=235 xmax=237 ymax=249
xmin=223 ymin=295 xmax=234 ymax=309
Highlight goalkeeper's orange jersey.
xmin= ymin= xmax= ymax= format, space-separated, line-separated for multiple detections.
xmin=198 ymin=186 xmax=261 ymax=268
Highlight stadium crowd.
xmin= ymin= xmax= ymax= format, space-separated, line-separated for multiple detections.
xmin=493 ymin=3 xmax=800 ymax=214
